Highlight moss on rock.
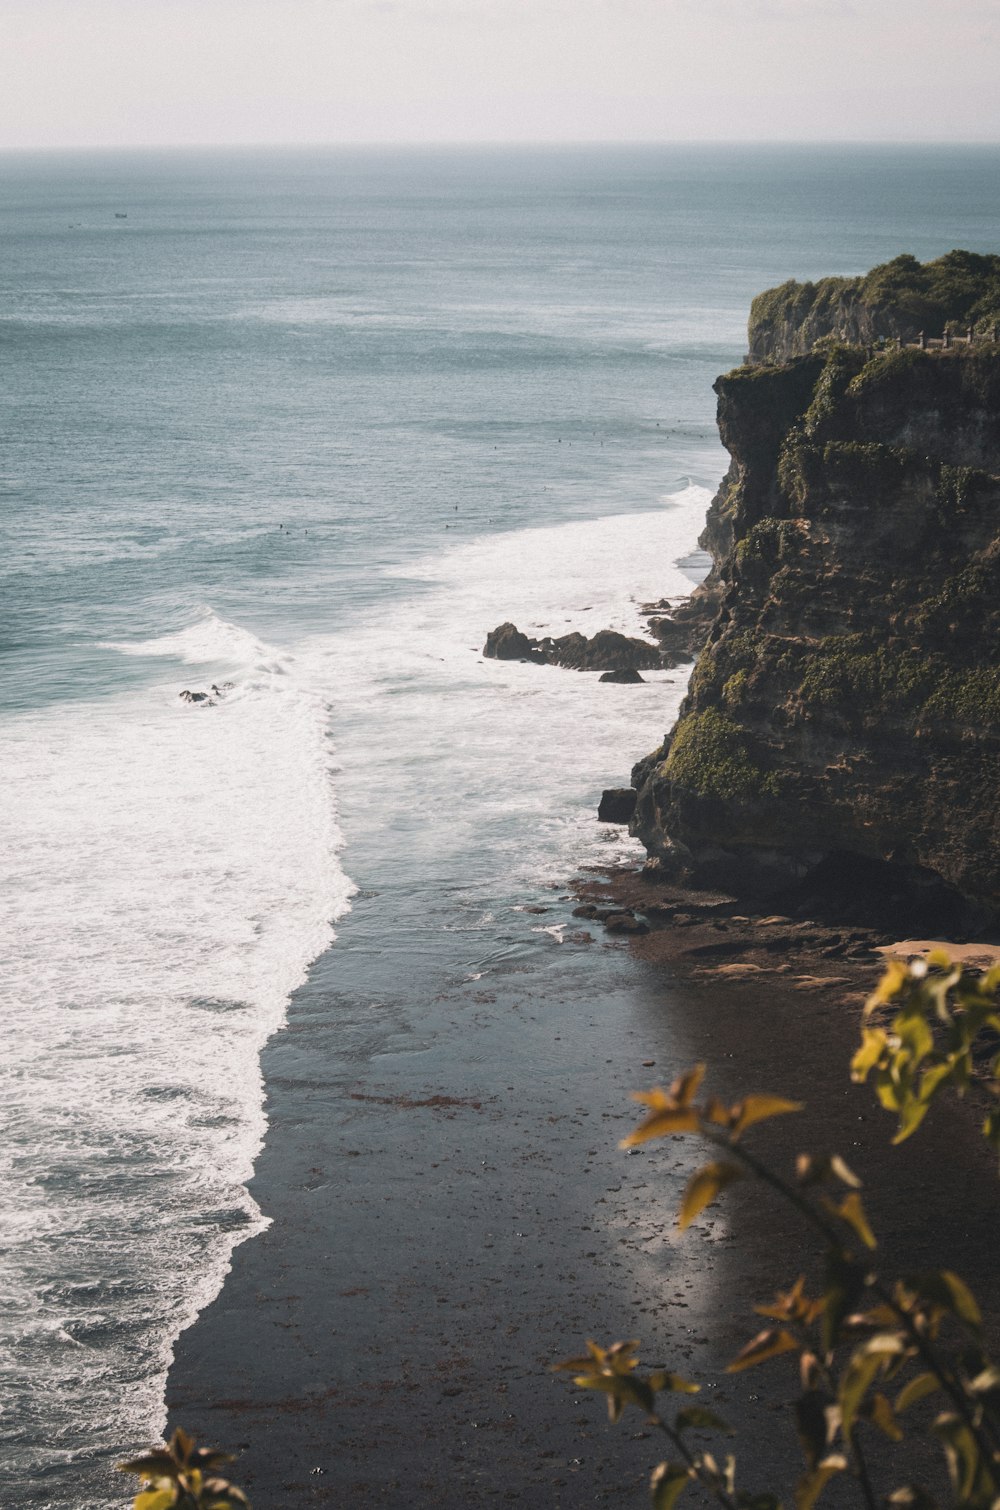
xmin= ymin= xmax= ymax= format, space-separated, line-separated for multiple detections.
xmin=663 ymin=709 xmax=783 ymax=803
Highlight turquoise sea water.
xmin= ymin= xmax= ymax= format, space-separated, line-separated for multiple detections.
xmin=4 ymin=144 xmax=1000 ymax=1506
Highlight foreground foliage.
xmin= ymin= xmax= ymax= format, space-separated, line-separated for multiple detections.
xmin=118 ymin=1428 xmax=249 ymax=1510
xmin=558 ymin=954 xmax=1000 ymax=1510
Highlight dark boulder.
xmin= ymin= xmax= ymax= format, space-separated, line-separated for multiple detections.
xmin=482 ymin=622 xmax=539 ymax=661
xmin=549 ymin=628 xmax=660 ymax=671
xmin=603 ymin=911 xmax=650 ymax=935
xmin=600 ymin=667 xmax=645 ymax=684
xmin=598 ymin=787 xmax=638 ymax=825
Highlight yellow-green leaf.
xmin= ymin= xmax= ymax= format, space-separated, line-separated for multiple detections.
xmin=705 ymin=1097 xmax=733 ymax=1127
xmin=895 ymin=1372 xmax=939 ymax=1413
xmin=796 ymin=1153 xmax=862 ymax=1190
xmin=679 ymin=1161 xmax=744 ymax=1231
xmin=651 ymin=1462 xmax=691 ymax=1510
xmin=874 ymin=1078 xmax=904 ymax=1113
xmin=622 ymin=1106 xmax=699 ymax=1147
xmin=895 ymin=1010 xmax=934 ymax=1064
xmin=908 ymin=1271 xmax=982 ymax=1332
xmin=822 ymin=1155 xmax=862 ymax=1190
xmin=886 ymin=1486 xmax=939 ymax=1510
xmin=673 ymin=1063 xmax=707 ymax=1107
xmin=864 ymin=1391 xmax=904 ymax=1441
xmin=969 ymin=1365 xmax=1000 ymax=1397
xmin=118 ymin=1455 xmax=179 ymax=1480
xmin=727 ymin=1329 xmax=799 ymax=1373
xmin=918 ymin=1061 xmax=954 ymax=1103
xmin=647 ymin=1370 xmax=700 ymax=1396
xmin=939 ymin=1270 xmax=982 ymax=1331
xmin=794 ymin=1454 xmax=847 ymax=1510
xmin=889 ymin=1096 xmax=933 ymax=1145
xmin=932 ymin=1413 xmax=982 ymax=1501
xmin=134 ymin=1492 xmax=176 ymax=1510
xmin=839 ymin=1352 xmax=884 ymax=1440
xmin=823 ymin=1192 xmax=877 ymax=1250
xmin=866 ymin=960 xmax=910 ymax=1009
xmin=731 ymin=1095 xmax=803 ymax=1138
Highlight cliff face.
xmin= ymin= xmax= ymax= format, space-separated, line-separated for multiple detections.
xmin=631 ymin=300 xmax=1000 ymax=926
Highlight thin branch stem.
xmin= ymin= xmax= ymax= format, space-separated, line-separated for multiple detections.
xmin=648 ymin=1413 xmax=740 ymax=1510
xmin=786 ymin=1315 xmax=877 ymax=1510
xmin=849 ymin=1430 xmax=879 ymax=1510
xmin=698 ymin=1120 xmax=1000 ymax=1481
xmin=875 ymin=1293 xmax=1000 ymax=1467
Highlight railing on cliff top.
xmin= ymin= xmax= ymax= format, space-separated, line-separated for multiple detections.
xmin=905 ymin=321 xmax=1000 ymax=350
xmin=751 ymin=322 xmax=1000 ymax=366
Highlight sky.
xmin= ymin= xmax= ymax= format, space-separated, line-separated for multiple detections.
xmin=2 ymin=0 xmax=1000 ymax=150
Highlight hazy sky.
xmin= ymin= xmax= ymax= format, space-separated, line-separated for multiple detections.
xmin=3 ymin=0 xmax=1000 ymax=150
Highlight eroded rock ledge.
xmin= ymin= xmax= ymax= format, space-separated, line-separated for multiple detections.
xmin=628 ymin=253 xmax=1000 ymax=931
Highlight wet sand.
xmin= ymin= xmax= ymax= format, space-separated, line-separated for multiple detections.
xmin=167 ymin=869 xmax=1000 ymax=1507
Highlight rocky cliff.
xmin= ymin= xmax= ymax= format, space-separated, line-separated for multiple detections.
xmin=631 ymin=255 xmax=1000 ymax=929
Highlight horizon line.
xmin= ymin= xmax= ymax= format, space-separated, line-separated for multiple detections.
xmin=3 ymin=137 xmax=1000 ymax=156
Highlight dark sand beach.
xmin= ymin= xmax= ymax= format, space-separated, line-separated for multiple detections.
xmin=167 ymin=866 xmax=1000 ymax=1507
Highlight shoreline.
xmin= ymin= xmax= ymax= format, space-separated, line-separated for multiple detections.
xmin=165 ymin=857 xmax=1000 ymax=1507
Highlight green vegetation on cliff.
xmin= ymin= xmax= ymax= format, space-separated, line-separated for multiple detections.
xmin=857 ymin=248 xmax=1000 ymax=328
xmin=663 ymin=709 xmax=783 ymax=803
xmin=748 ymin=250 xmax=1000 ymax=363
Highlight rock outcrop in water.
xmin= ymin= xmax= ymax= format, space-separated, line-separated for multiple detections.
xmin=630 ymin=253 xmax=1000 ymax=929
xmin=484 ymin=622 xmax=667 ymax=672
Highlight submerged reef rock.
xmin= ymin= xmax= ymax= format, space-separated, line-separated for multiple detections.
xmin=178 ymin=682 xmax=234 ymax=708
xmin=631 ymin=253 xmax=1000 ymax=928
xmin=483 ymin=623 xmax=664 ymax=672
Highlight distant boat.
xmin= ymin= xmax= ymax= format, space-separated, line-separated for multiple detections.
xmin=115 ymin=212 xmax=127 ymax=219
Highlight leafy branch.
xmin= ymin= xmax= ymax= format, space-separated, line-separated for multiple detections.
xmin=558 ymin=956 xmax=1000 ymax=1510
xmin=117 ymin=1428 xmax=249 ymax=1510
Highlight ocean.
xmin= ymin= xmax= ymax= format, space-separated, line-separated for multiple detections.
xmin=3 ymin=143 xmax=1000 ymax=1507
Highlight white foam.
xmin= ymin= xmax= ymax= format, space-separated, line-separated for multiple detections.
xmin=101 ymin=607 xmax=274 ymax=667
xmin=0 ymin=483 xmax=715 ymax=1482
xmin=0 ymin=614 xmax=352 ymax=1465
xmin=299 ymin=483 xmax=712 ymax=902
xmin=388 ymin=483 xmax=712 ymax=641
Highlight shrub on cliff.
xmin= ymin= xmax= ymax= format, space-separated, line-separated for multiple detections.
xmin=749 ymin=251 xmax=1000 ymax=360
